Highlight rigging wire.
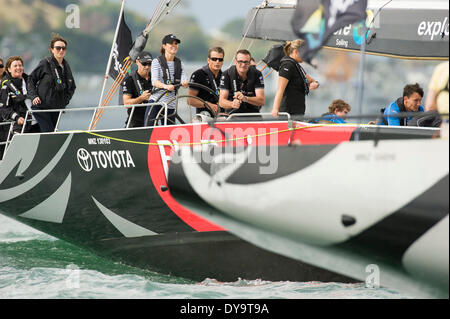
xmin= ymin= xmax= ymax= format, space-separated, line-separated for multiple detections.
xmin=91 ymin=0 xmax=182 ymax=130
xmin=228 ymin=2 xmax=264 ymax=69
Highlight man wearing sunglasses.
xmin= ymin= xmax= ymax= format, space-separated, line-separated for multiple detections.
xmin=122 ymin=51 xmax=153 ymax=127
xmin=219 ymin=49 xmax=265 ymax=114
xmin=187 ymin=47 xmax=225 ymax=117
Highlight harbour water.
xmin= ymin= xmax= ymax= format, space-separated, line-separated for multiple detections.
xmin=0 ymin=214 xmax=412 ymax=299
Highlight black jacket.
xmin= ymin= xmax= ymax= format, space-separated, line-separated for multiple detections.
xmin=27 ymin=56 xmax=76 ymax=109
xmin=0 ymin=72 xmax=30 ymax=122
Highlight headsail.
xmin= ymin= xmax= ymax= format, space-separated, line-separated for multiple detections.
xmin=244 ymin=0 xmax=449 ymax=60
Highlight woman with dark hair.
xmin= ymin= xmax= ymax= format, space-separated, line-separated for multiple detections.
xmin=145 ymin=34 xmax=188 ymax=126
xmin=27 ymin=34 xmax=76 ymax=132
xmin=271 ymin=39 xmax=319 ymax=117
xmin=0 ymin=56 xmax=37 ymax=136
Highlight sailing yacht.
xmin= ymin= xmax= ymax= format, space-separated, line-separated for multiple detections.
xmin=0 ymin=0 xmax=447 ymax=291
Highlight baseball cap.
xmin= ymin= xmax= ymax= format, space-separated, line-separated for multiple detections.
xmin=136 ymin=51 xmax=153 ymax=63
xmin=162 ymin=34 xmax=181 ymax=44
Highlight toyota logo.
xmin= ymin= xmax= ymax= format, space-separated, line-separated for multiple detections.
xmin=77 ymin=148 xmax=93 ymax=172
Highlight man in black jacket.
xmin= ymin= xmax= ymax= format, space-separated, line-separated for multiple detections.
xmin=219 ymin=49 xmax=265 ymax=114
xmin=28 ymin=36 xmax=76 ymax=132
xmin=122 ymin=51 xmax=153 ymax=127
xmin=187 ymin=47 xmax=225 ymax=117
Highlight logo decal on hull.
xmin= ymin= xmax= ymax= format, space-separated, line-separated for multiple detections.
xmin=77 ymin=148 xmax=93 ymax=172
xmin=76 ymin=149 xmax=136 ymax=171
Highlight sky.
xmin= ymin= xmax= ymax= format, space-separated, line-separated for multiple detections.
xmin=116 ymin=0 xmax=263 ymax=31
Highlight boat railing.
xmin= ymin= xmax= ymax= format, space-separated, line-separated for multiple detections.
xmin=20 ymin=102 xmax=168 ymax=134
xmin=1 ymin=119 xmax=34 ymax=161
xmin=0 ymin=121 xmax=14 ymax=161
xmin=227 ymin=112 xmax=293 ymax=129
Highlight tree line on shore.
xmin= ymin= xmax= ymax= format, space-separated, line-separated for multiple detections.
xmin=0 ymin=0 xmax=274 ymax=73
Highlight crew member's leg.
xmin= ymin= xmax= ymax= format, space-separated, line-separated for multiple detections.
xmin=145 ymin=102 xmax=163 ymax=127
xmin=32 ymin=107 xmax=56 ymax=132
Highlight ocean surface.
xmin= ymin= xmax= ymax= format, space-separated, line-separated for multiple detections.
xmin=0 ymin=214 xmax=413 ymax=300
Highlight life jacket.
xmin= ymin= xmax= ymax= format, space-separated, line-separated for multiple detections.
xmin=380 ymin=98 xmax=408 ymax=126
xmin=201 ymin=65 xmax=221 ymax=102
xmin=131 ymin=70 xmax=151 ymax=98
xmin=157 ymin=55 xmax=182 ymax=93
xmin=1 ymin=73 xmax=32 ymax=122
xmin=279 ymin=56 xmax=309 ymax=96
xmin=2 ymin=75 xmax=27 ymax=104
xmin=227 ymin=65 xmax=258 ymax=97
xmin=36 ymin=56 xmax=75 ymax=108
xmin=46 ymin=57 xmax=71 ymax=92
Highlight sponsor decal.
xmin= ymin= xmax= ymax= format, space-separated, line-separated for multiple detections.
xmin=417 ymin=17 xmax=449 ymax=40
xmin=336 ymin=38 xmax=349 ymax=48
xmin=77 ymin=148 xmax=93 ymax=172
xmin=87 ymin=137 xmax=111 ymax=145
xmin=333 ymin=10 xmax=376 ymax=46
xmin=77 ymin=148 xmax=135 ymax=172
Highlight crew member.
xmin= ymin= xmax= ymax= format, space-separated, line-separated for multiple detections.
xmin=271 ymin=39 xmax=319 ymax=118
xmin=187 ymin=47 xmax=225 ymax=117
xmin=146 ymin=34 xmax=188 ymax=126
xmin=28 ymin=34 xmax=76 ymax=132
xmin=219 ymin=49 xmax=265 ymax=114
xmin=0 ymin=56 xmax=38 ymax=136
xmin=318 ymin=99 xmax=351 ymax=124
xmin=425 ymin=61 xmax=449 ymax=115
xmin=380 ymin=83 xmax=425 ymax=126
xmin=122 ymin=51 xmax=153 ymax=127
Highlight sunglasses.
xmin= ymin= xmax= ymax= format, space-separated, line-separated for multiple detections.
xmin=140 ymin=62 xmax=152 ymax=66
xmin=209 ymin=57 xmax=224 ymax=62
xmin=0 ymin=64 xmax=4 ymax=68
xmin=54 ymin=46 xmax=66 ymax=51
xmin=236 ymin=60 xmax=250 ymax=65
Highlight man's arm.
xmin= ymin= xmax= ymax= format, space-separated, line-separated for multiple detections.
xmin=243 ymin=88 xmax=265 ymax=107
xmin=219 ymin=89 xmax=240 ymax=110
xmin=306 ymin=74 xmax=319 ymax=90
xmin=123 ymin=92 xmax=151 ymax=106
xmin=425 ymin=90 xmax=438 ymax=111
xmin=187 ymin=89 xmax=218 ymax=114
